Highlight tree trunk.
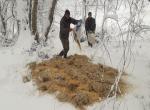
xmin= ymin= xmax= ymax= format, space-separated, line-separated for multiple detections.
xmin=29 ymin=0 xmax=32 ymax=31
xmin=32 ymin=0 xmax=39 ymax=42
xmin=44 ymin=0 xmax=58 ymax=41
xmin=0 ymin=4 xmax=6 ymax=35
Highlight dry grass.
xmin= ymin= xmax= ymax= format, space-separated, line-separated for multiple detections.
xmin=28 ymin=54 xmax=128 ymax=109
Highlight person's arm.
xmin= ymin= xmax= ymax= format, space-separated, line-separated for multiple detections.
xmin=85 ymin=19 xmax=89 ymax=32
xmin=91 ymin=18 xmax=96 ymax=32
xmin=93 ymin=18 xmax=96 ymax=32
xmin=70 ymin=17 xmax=78 ymax=25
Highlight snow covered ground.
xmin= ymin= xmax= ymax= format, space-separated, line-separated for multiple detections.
xmin=0 ymin=27 xmax=150 ymax=110
xmin=1 ymin=1 xmax=150 ymax=110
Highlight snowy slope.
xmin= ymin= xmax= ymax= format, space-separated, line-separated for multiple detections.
xmin=1 ymin=27 xmax=150 ymax=110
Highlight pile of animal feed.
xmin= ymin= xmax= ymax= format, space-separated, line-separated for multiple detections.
xmin=28 ymin=54 xmax=128 ymax=109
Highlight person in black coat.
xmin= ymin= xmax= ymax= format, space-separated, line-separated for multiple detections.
xmin=58 ymin=9 xmax=79 ymax=58
xmin=85 ymin=12 xmax=96 ymax=47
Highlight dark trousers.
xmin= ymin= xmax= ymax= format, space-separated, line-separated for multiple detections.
xmin=59 ymin=37 xmax=69 ymax=58
xmin=86 ymin=31 xmax=93 ymax=47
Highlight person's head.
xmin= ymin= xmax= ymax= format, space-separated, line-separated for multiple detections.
xmin=64 ymin=9 xmax=70 ymax=19
xmin=88 ymin=12 xmax=92 ymax=18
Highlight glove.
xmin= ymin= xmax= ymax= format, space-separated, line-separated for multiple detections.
xmin=77 ymin=19 xmax=82 ymax=26
xmin=79 ymin=19 xmax=82 ymax=23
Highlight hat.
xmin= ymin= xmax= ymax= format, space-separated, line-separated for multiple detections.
xmin=88 ymin=12 xmax=92 ymax=16
xmin=65 ymin=9 xmax=70 ymax=15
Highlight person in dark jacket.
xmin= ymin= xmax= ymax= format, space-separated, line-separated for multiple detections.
xmin=85 ymin=12 xmax=96 ymax=47
xmin=58 ymin=9 xmax=79 ymax=58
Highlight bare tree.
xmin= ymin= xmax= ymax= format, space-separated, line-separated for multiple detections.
xmin=31 ymin=0 xmax=39 ymax=43
xmin=44 ymin=0 xmax=58 ymax=41
xmin=29 ymin=0 xmax=32 ymax=31
xmin=0 ymin=0 xmax=19 ymax=47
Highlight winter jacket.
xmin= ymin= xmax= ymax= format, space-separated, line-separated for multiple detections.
xmin=85 ymin=17 xmax=96 ymax=32
xmin=60 ymin=16 xmax=78 ymax=39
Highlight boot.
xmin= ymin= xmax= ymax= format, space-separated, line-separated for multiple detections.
xmin=88 ymin=42 xmax=93 ymax=47
xmin=58 ymin=50 xmax=64 ymax=56
xmin=64 ymin=52 xmax=67 ymax=58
